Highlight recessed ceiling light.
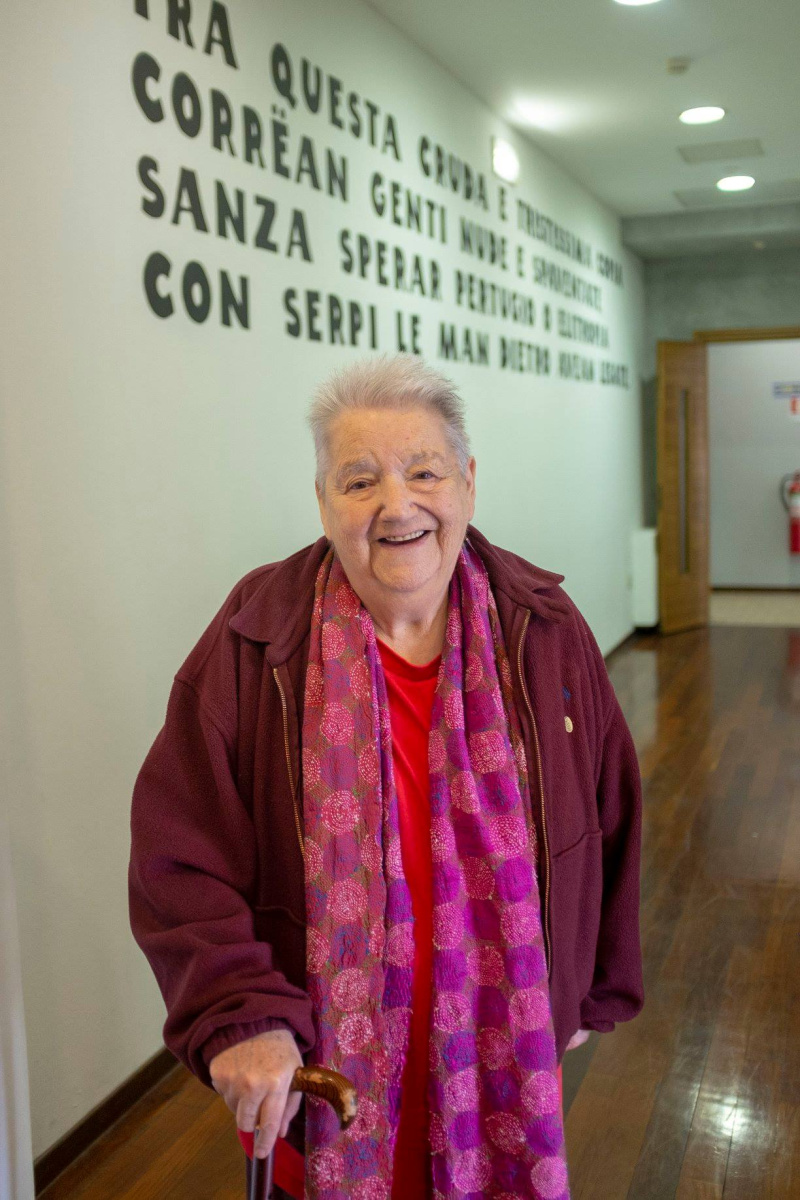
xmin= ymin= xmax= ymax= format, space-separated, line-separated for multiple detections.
xmin=679 ymin=106 xmax=726 ymax=125
xmin=492 ymin=138 xmax=520 ymax=184
xmin=717 ymin=175 xmax=755 ymax=191
xmin=614 ymin=0 xmax=662 ymax=6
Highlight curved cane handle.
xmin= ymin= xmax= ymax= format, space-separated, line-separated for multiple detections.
xmin=290 ymin=1065 xmax=358 ymax=1129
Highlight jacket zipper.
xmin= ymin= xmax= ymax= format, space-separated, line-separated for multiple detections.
xmin=272 ymin=667 xmax=306 ymax=864
xmin=516 ymin=610 xmax=552 ymax=978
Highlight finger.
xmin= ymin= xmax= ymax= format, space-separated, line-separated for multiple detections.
xmin=253 ymin=1088 xmax=288 ymax=1160
xmin=213 ymin=1084 xmax=238 ymax=1116
xmin=235 ymin=1093 xmax=264 ymax=1134
xmin=278 ymin=1089 xmax=303 ymax=1139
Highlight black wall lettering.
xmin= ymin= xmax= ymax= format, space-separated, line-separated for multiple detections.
xmin=302 ymin=60 xmax=322 ymax=112
xmin=182 ymin=261 xmax=212 ymax=322
xmin=382 ymin=115 xmax=400 ymax=160
xmin=172 ymin=72 xmax=202 ymax=138
xmin=287 ymin=209 xmax=311 ymax=261
xmin=272 ymin=116 xmax=290 ymax=177
xmin=327 ymin=151 xmax=347 ymax=202
xmin=306 ymin=290 xmax=322 ymax=341
xmin=132 ymin=53 xmax=164 ymax=123
xmin=216 ymin=182 xmax=245 ymax=241
xmin=348 ymin=91 xmax=361 ymax=137
xmin=328 ymin=76 xmax=343 ymax=128
xmin=204 ymin=3 xmax=238 ymax=68
xmin=171 ymin=168 xmax=208 ymax=231
xmin=241 ymin=107 xmax=265 ymax=166
xmin=284 ymin=288 xmax=302 ymax=337
xmin=295 ymin=138 xmax=320 ymax=190
xmin=211 ymin=89 xmax=235 ymax=154
xmin=138 ymin=156 xmax=165 ymax=217
xmin=328 ymin=294 xmax=344 ymax=344
xmin=271 ymin=44 xmax=296 ymax=108
xmin=254 ymin=197 xmax=278 ymax=251
xmin=143 ymin=252 xmax=174 ymax=318
xmin=340 ymin=229 xmax=354 ymax=274
xmin=167 ymin=0 xmax=193 ymax=47
xmin=220 ymin=273 xmax=249 ymax=327
xmin=365 ymin=100 xmax=378 ymax=146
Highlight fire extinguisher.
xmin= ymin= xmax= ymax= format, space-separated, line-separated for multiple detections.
xmin=782 ymin=472 xmax=800 ymax=555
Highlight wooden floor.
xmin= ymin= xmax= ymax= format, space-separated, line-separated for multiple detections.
xmin=40 ymin=625 xmax=800 ymax=1199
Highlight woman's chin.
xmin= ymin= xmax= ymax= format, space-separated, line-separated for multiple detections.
xmin=369 ymin=544 xmax=438 ymax=588
xmin=372 ymin=560 xmax=439 ymax=595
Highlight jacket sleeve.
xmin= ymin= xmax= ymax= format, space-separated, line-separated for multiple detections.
xmin=128 ymin=675 xmax=315 ymax=1086
xmin=579 ymin=628 xmax=645 ymax=1034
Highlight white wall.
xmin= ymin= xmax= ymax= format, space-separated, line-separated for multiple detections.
xmin=1 ymin=0 xmax=645 ymax=1156
xmin=709 ymin=341 xmax=800 ymax=587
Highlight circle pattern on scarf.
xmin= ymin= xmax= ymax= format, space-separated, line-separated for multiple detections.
xmin=302 ymin=546 xmax=570 ymax=1197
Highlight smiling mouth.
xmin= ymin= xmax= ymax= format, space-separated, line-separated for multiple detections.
xmin=377 ymin=530 xmax=431 ymax=545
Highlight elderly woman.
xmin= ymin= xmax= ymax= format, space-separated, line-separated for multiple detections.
xmin=129 ymin=356 xmax=643 ymax=1199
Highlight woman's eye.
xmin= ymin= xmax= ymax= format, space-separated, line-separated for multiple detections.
xmin=348 ymin=480 xmax=370 ymax=491
xmin=414 ymin=471 xmax=434 ymax=480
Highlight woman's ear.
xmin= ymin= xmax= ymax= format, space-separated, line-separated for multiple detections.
xmin=315 ymin=479 xmax=331 ymax=539
xmin=466 ymin=456 xmax=477 ymax=519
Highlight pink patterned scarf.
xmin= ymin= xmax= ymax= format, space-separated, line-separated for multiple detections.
xmin=301 ymin=542 xmax=569 ymax=1199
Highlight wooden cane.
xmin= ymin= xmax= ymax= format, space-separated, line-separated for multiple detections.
xmin=248 ymin=1066 xmax=358 ymax=1200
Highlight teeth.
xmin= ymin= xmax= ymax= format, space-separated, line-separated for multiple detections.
xmin=382 ymin=530 xmax=427 ymax=543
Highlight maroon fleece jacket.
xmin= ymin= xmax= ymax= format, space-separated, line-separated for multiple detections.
xmin=129 ymin=526 xmax=644 ymax=1087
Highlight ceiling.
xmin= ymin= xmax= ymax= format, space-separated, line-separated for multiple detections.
xmin=366 ymin=0 xmax=800 ymax=257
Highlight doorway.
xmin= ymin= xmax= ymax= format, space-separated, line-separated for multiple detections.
xmin=656 ymin=325 xmax=800 ymax=634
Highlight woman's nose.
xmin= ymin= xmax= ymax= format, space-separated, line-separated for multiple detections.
xmin=377 ymin=476 xmax=414 ymax=518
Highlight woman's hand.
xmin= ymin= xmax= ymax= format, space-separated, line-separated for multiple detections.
xmin=209 ymin=1028 xmax=304 ymax=1159
xmin=565 ymin=1029 xmax=591 ymax=1051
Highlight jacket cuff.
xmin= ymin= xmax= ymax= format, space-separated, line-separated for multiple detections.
xmin=201 ymin=1017 xmax=298 ymax=1073
xmin=579 ymin=1017 xmax=614 ymax=1033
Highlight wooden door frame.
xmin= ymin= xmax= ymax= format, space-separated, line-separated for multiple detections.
xmin=693 ymin=325 xmax=800 ymax=344
xmin=657 ymin=341 xmax=710 ymax=632
xmin=656 ymin=325 xmax=800 ymax=630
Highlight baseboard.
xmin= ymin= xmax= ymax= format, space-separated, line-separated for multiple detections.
xmin=34 ymin=1046 xmax=178 ymax=1194
xmin=604 ymin=629 xmax=642 ymax=662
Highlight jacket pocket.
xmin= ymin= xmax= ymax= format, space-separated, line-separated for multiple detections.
xmin=548 ymin=828 xmax=603 ymax=1049
xmin=253 ymin=905 xmax=307 ymax=992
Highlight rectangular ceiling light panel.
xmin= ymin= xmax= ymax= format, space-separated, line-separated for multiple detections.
xmin=678 ymin=138 xmax=764 ymax=164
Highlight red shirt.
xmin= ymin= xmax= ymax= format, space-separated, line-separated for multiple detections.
xmin=377 ymin=639 xmax=439 ymax=1200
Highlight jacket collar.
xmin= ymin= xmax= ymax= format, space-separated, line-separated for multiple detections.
xmin=464 ymin=526 xmax=570 ymax=621
xmin=228 ymin=525 xmax=569 ymax=662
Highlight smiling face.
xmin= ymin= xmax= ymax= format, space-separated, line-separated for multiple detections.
xmin=316 ymin=405 xmax=476 ymax=618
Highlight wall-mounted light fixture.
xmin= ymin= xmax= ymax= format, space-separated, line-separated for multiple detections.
xmin=492 ymin=137 xmax=520 ymax=184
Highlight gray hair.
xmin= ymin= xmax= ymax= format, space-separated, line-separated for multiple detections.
xmin=308 ymin=354 xmax=471 ymax=487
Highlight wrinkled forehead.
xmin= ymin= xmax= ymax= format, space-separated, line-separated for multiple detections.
xmin=326 ymin=405 xmax=456 ymax=472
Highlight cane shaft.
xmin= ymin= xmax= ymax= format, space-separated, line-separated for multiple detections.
xmin=249 ymin=1150 xmax=273 ymax=1200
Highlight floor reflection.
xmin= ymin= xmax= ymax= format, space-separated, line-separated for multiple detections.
xmin=565 ymin=623 xmax=800 ymax=1198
